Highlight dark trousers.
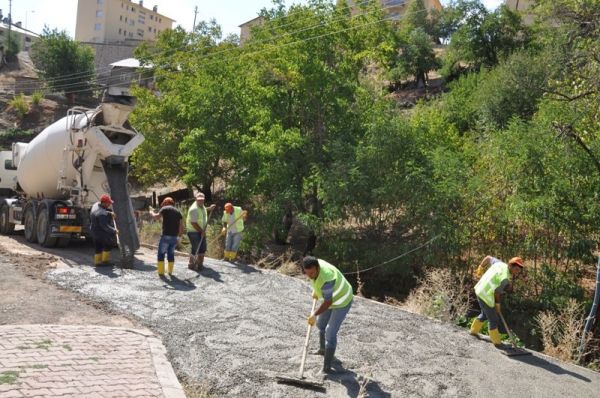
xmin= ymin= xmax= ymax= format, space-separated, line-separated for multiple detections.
xmin=476 ymin=297 xmax=499 ymax=330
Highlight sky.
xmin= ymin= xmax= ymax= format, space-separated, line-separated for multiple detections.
xmin=5 ymin=0 xmax=505 ymax=38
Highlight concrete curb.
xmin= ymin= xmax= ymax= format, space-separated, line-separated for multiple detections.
xmin=147 ymin=335 xmax=187 ymax=398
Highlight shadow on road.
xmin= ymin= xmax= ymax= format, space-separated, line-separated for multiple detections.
xmin=93 ymin=265 xmax=121 ymax=278
xmin=159 ymin=275 xmax=196 ymax=291
xmin=327 ymin=362 xmax=391 ymax=398
xmin=512 ymin=354 xmax=591 ymax=382
xmin=199 ymin=266 xmax=224 ymax=283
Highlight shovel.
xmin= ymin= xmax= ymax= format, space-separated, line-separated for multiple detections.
xmin=275 ymin=298 xmax=325 ymax=391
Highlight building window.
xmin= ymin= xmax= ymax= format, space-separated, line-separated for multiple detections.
xmin=119 ymin=28 xmax=122 ymax=34
xmin=124 ymin=30 xmax=127 ymax=36
xmin=129 ymin=32 xmax=133 ymax=37
xmin=150 ymin=15 xmax=153 ymax=20
xmin=96 ymin=10 xmax=104 ymax=18
xmin=125 ymin=17 xmax=127 ymax=22
xmin=153 ymin=28 xmax=156 ymax=33
xmin=94 ymin=23 xmax=102 ymax=31
xmin=148 ymin=26 xmax=152 ymax=32
xmin=129 ymin=20 xmax=134 ymax=26
xmin=25 ymin=37 xmax=31 ymax=42
xmin=159 ymin=18 xmax=162 ymax=23
xmin=131 ymin=6 xmax=135 ymax=12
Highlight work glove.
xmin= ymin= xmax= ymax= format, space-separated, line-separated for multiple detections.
xmin=307 ymin=314 xmax=316 ymax=327
xmin=220 ymin=227 xmax=227 ymax=236
xmin=242 ymin=210 xmax=248 ymax=218
xmin=148 ymin=205 xmax=154 ymax=212
xmin=495 ymin=303 xmax=501 ymax=314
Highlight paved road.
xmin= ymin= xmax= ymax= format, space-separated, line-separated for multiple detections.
xmin=2 ymin=234 xmax=599 ymax=397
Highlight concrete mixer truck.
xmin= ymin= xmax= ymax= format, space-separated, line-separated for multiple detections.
xmin=0 ymin=97 xmax=144 ymax=268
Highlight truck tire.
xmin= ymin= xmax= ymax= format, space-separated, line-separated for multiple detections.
xmin=37 ymin=206 xmax=57 ymax=247
xmin=24 ymin=206 xmax=37 ymax=243
xmin=0 ymin=204 xmax=15 ymax=235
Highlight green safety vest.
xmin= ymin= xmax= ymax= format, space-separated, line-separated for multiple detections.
xmin=222 ymin=206 xmax=244 ymax=233
xmin=474 ymin=261 xmax=510 ymax=308
xmin=311 ymin=259 xmax=353 ymax=309
xmin=186 ymin=202 xmax=207 ymax=232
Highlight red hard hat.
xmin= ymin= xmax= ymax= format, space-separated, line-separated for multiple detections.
xmin=100 ymin=194 xmax=114 ymax=204
xmin=509 ymin=257 xmax=524 ymax=267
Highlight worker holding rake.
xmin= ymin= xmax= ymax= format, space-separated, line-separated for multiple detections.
xmin=186 ymin=193 xmax=215 ymax=271
xmin=221 ymin=203 xmax=247 ymax=262
xmin=470 ymin=255 xmax=525 ymax=346
xmin=303 ymin=256 xmax=353 ymax=374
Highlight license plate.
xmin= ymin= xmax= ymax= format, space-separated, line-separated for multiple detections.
xmin=59 ymin=226 xmax=82 ymax=233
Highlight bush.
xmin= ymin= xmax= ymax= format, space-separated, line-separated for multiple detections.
xmin=8 ymin=94 xmax=29 ymax=119
xmin=402 ymin=267 xmax=472 ymax=323
xmin=535 ymin=299 xmax=593 ymax=363
xmin=31 ymin=91 xmax=44 ymax=106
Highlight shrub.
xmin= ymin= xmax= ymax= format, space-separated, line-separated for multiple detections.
xmin=535 ymin=299 xmax=593 ymax=363
xmin=402 ymin=267 xmax=472 ymax=323
xmin=31 ymin=91 xmax=44 ymax=106
xmin=8 ymin=94 xmax=29 ymax=119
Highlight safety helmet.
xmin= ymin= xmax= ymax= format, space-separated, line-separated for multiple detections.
xmin=509 ymin=257 xmax=524 ymax=268
xmin=100 ymin=194 xmax=114 ymax=204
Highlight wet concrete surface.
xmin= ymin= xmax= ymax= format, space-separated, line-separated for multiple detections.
xmin=2 ymin=234 xmax=599 ymax=398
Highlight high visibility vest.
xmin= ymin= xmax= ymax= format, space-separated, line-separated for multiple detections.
xmin=222 ymin=206 xmax=244 ymax=233
xmin=186 ymin=202 xmax=207 ymax=232
xmin=311 ymin=259 xmax=353 ymax=309
xmin=474 ymin=261 xmax=510 ymax=307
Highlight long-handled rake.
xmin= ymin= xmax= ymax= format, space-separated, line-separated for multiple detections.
xmin=276 ymin=298 xmax=325 ymax=391
xmin=498 ymin=311 xmax=531 ymax=357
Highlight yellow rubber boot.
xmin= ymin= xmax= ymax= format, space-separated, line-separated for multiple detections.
xmin=230 ymin=251 xmax=237 ymax=261
xmin=168 ymin=261 xmax=174 ymax=275
xmin=470 ymin=318 xmax=484 ymax=336
xmin=223 ymin=251 xmax=231 ymax=260
xmin=101 ymin=251 xmax=111 ymax=264
xmin=94 ymin=253 xmax=102 ymax=266
xmin=489 ymin=328 xmax=502 ymax=346
xmin=157 ymin=261 xmax=165 ymax=276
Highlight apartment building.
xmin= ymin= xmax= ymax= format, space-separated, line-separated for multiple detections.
xmin=505 ymin=0 xmax=535 ymax=25
xmin=75 ymin=0 xmax=174 ymax=44
xmin=347 ymin=0 xmax=443 ymax=20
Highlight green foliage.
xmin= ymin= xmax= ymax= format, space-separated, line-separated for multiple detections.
xmin=8 ymin=94 xmax=29 ymax=119
xmin=30 ymin=27 xmax=95 ymax=94
xmin=31 ymin=91 xmax=44 ymax=106
xmin=442 ymin=3 xmax=530 ymax=77
xmin=4 ymin=34 xmax=20 ymax=58
xmin=0 ymin=128 xmax=35 ymax=150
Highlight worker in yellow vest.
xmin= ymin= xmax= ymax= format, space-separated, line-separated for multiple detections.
xmin=470 ymin=256 xmax=524 ymax=346
xmin=221 ymin=203 xmax=247 ymax=261
xmin=303 ymin=256 xmax=353 ymax=374
xmin=186 ymin=193 xmax=216 ymax=271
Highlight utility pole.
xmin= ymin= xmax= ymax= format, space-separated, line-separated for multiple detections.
xmin=7 ymin=0 xmax=12 ymax=51
xmin=192 ymin=5 xmax=198 ymax=32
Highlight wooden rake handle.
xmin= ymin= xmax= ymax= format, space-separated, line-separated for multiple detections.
xmin=298 ymin=298 xmax=318 ymax=378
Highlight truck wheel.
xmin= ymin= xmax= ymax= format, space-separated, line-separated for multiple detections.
xmin=37 ymin=207 xmax=57 ymax=247
xmin=24 ymin=206 xmax=37 ymax=243
xmin=0 ymin=204 xmax=15 ymax=235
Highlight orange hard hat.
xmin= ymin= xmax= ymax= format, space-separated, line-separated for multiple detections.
xmin=161 ymin=197 xmax=174 ymax=207
xmin=509 ymin=257 xmax=524 ymax=267
xmin=224 ymin=203 xmax=233 ymax=210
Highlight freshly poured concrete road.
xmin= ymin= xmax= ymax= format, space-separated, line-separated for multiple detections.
xmin=3 ymin=235 xmax=598 ymax=398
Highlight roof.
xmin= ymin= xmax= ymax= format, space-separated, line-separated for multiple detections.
xmin=0 ymin=22 xmax=39 ymax=37
xmin=109 ymin=58 xmax=152 ymax=69
xmin=238 ymin=15 xmax=265 ymax=28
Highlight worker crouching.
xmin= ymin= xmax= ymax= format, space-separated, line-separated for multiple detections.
xmin=470 ymin=255 xmax=524 ymax=346
xmin=303 ymin=256 xmax=353 ymax=374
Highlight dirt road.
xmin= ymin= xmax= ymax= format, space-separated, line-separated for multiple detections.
xmin=1 ymin=232 xmax=599 ymax=397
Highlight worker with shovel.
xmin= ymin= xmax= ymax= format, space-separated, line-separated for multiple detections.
xmin=90 ymin=194 xmax=118 ymax=266
xmin=303 ymin=256 xmax=353 ymax=374
xmin=221 ymin=203 xmax=247 ymax=262
xmin=149 ymin=197 xmax=183 ymax=277
xmin=186 ymin=192 xmax=215 ymax=271
xmin=470 ymin=256 xmax=525 ymax=346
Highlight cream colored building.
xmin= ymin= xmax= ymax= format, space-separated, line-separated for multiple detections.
xmin=0 ymin=21 xmax=39 ymax=52
xmin=505 ymin=0 xmax=535 ymax=25
xmin=75 ymin=0 xmax=174 ymax=44
xmin=347 ymin=0 xmax=442 ymax=20
xmin=238 ymin=16 xmax=265 ymax=45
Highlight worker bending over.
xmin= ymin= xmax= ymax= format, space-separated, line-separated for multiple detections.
xmin=221 ymin=203 xmax=247 ymax=261
xmin=149 ymin=197 xmax=183 ymax=277
xmin=303 ymin=256 xmax=353 ymax=374
xmin=470 ymin=255 xmax=524 ymax=346
xmin=90 ymin=194 xmax=118 ymax=266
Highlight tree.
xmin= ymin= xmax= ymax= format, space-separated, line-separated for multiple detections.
xmin=30 ymin=27 xmax=95 ymax=97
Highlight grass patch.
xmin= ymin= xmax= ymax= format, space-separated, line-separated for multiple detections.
xmin=30 ymin=364 xmax=48 ymax=369
xmin=34 ymin=340 xmax=52 ymax=350
xmin=62 ymin=344 xmax=72 ymax=351
xmin=0 ymin=370 xmax=19 ymax=384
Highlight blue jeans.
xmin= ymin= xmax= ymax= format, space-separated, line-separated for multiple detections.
xmin=317 ymin=299 xmax=352 ymax=350
xmin=187 ymin=231 xmax=206 ymax=255
xmin=225 ymin=231 xmax=243 ymax=252
xmin=476 ymin=297 xmax=499 ymax=330
xmin=158 ymin=235 xmax=177 ymax=262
